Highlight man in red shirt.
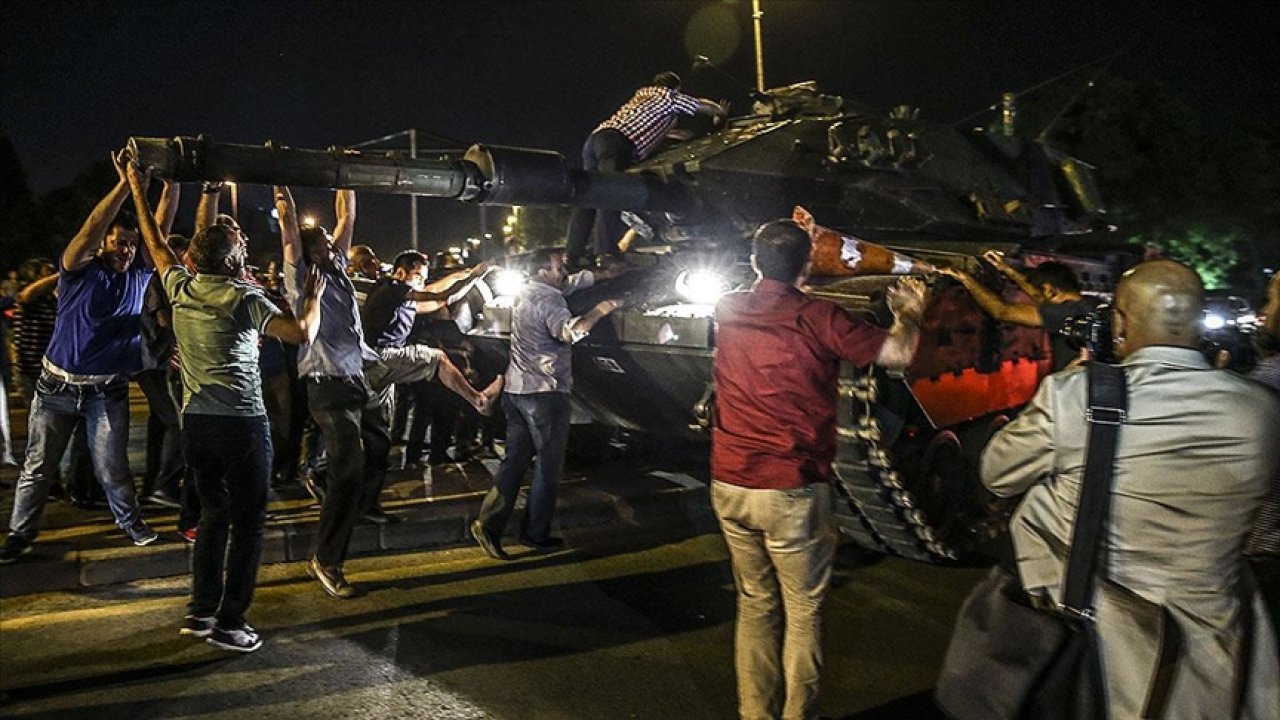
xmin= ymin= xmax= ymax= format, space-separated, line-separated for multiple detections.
xmin=711 ymin=219 xmax=926 ymax=720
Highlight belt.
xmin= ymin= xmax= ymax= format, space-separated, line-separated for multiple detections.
xmin=303 ymin=374 xmax=364 ymax=383
xmin=42 ymin=358 xmax=121 ymax=386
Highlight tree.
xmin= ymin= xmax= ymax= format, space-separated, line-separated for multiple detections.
xmin=0 ymin=134 xmax=42 ymax=270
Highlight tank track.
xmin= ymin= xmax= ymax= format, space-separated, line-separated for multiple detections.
xmin=831 ymin=363 xmax=958 ymax=563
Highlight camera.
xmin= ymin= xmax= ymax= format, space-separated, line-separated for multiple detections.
xmin=1059 ymin=303 xmax=1115 ymax=363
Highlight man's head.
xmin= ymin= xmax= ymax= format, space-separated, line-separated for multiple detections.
xmin=652 ymin=71 xmax=681 ymax=90
xmin=18 ymin=258 xmax=55 ymax=283
xmin=349 ymin=244 xmax=381 ymax=279
xmin=751 ymin=220 xmax=812 ymax=286
xmin=1024 ymin=261 xmax=1082 ymax=302
xmin=528 ymin=247 xmax=568 ymax=289
xmin=391 ymin=250 xmax=429 ymax=288
xmin=188 ymin=225 xmax=247 ymax=277
xmin=99 ymin=210 xmax=140 ymax=273
xmin=1112 ymin=259 xmax=1204 ymax=359
xmin=1255 ymin=272 xmax=1280 ymax=355
xmin=300 ymin=226 xmax=339 ymax=271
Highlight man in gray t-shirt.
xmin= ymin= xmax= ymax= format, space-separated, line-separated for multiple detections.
xmin=128 ymin=162 xmax=323 ymax=653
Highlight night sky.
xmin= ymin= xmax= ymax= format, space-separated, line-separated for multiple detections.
xmin=4 ymin=1 xmax=1275 ymax=258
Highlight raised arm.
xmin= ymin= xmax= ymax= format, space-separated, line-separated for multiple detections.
xmin=275 ymin=186 xmax=303 ymax=266
xmin=16 ymin=273 xmax=59 ymax=304
xmin=983 ymin=251 xmax=1044 ymax=303
xmin=156 ymin=178 xmax=180 ymax=237
xmin=332 ymin=189 xmax=356 ymax=256
xmin=62 ymin=149 xmax=131 ymax=272
xmin=875 ymin=277 xmax=926 ymax=369
xmin=195 ymin=181 xmax=222 ymax=234
xmin=939 ymin=267 xmax=1042 ymax=327
xmin=264 ymin=265 xmax=326 ymax=344
xmin=126 ymin=163 xmax=178 ymax=276
xmin=409 ymin=263 xmax=490 ymax=311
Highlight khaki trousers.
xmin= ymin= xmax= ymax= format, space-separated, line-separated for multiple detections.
xmin=712 ymin=479 xmax=838 ymax=720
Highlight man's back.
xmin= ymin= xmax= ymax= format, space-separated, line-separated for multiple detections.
xmin=984 ymin=347 xmax=1280 ymax=718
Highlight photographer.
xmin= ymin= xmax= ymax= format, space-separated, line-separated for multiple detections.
xmin=981 ymin=260 xmax=1279 ymax=717
xmin=940 ymin=253 xmax=1097 ymax=371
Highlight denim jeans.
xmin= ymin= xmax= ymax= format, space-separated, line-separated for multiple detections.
xmin=477 ymin=392 xmax=571 ymax=542
xmin=565 ymin=128 xmax=634 ymax=264
xmin=711 ymin=480 xmax=837 ymax=720
xmin=183 ymin=414 xmax=271 ymax=629
xmin=306 ymin=376 xmax=390 ymax=566
xmin=9 ymin=373 xmax=140 ymax=539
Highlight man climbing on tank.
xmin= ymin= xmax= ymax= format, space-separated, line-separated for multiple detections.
xmin=939 ymin=252 xmax=1097 ymax=371
xmin=565 ymin=71 xmax=725 ymax=269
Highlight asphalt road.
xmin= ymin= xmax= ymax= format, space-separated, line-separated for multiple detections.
xmin=0 ymin=511 xmax=986 ymax=720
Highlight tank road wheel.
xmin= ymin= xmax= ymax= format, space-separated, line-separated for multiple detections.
xmin=897 ymin=430 xmax=987 ymax=557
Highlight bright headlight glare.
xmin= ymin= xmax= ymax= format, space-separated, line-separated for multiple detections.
xmin=1202 ymin=313 xmax=1227 ymax=331
xmin=492 ymin=269 xmax=527 ymax=298
xmin=675 ymin=269 xmax=729 ymax=305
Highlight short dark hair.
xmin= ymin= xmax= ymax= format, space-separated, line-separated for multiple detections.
xmin=527 ymin=247 xmax=563 ymax=274
xmin=752 ymin=220 xmax=811 ymax=282
xmin=299 ymin=226 xmax=331 ymax=256
xmin=110 ymin=208 xmax=138 ymax=234
xmin=188 ymin=225 xmax=239 ymax=274
xmin=1025 ymin=261 xmax=1081 ymax=293
xmin=167 ymin=234 xmax=190 ymax=255
xmin=392 ymin=250 xmax=428 ymax=273
xmin=652 ymin=71 xmax=681 ymax=90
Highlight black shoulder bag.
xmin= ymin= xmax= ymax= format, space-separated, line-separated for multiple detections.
xmin=935 ymin=362 xmax=1126 ymax=720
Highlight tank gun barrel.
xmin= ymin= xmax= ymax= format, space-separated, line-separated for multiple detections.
xmin=127 ymin=135 xmax=683 ymax=211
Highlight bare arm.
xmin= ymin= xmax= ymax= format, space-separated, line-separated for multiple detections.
xmin=62 ymin=150 xmax=131 ymax=272
xmin=156 ymin=179 xmax=180 ymax=237
xmin=332 ymin=189 xmax=356 ymax=256
xmin=875 ymin=277 xmax=925 ymax=369
xmin=16 ymin=273 xmax=59 ymax=304
xmin=195 ymin=182 xmax=222 ymax=234
xmin=275 ymin=186 xmax=303 ymax=267
xmin=126 ymin=163 xmax=178 ymax=276
xmin=264 ymin=265 xmax=326 ymax=344
xmin=939 ymin=268 xmax=1042 ymax=327
xmin=983 ymin=251 xmax=1044 ymax=303
xmin=409 ymin=263 xmax=489 ymax=311
xmin=568 ymin=298 xmax=625 ymax=339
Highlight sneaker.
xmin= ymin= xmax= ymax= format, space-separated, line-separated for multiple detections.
xmin=306 ymin=556 xmax=359 ymax=599
xmin=519 ymin=534 xmax=566 ymax=552
xmin=0 ymin=535 xmax=33 ymax=565
xmin=359 ymin=507 xmax=399 ymax=525
xmin=206 ymin=624 xmax=262 ymax=653
xmin=471 ymin=519 xmax=510 ymax=561
xmin=143 ymin=491 xmax=181 ymax=509
xmin=179 ymin=615 xmax=216 ymax=638
xmin=298 ymin=470 xmax=326 ymax=503
xmin=177 ymin=527 xmax=197 ymax=544
xmin=128 ymin=521 xmax=159 ymax=547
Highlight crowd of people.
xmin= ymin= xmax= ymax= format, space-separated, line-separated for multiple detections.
xmin=2 ymin=114 xmax=1278 ymax=717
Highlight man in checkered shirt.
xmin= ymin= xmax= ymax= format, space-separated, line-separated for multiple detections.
xmin=566 ymin=71 xmax=724 ymax=268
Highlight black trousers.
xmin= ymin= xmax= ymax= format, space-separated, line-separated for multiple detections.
xmin=184 ymin=413 xmax=270 ymax=629
xmin=305 ymin=377 xmax=391 ymax=567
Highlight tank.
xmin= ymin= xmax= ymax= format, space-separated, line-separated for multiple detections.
xmin=129 ymin=81 xmax=1121 ymax=563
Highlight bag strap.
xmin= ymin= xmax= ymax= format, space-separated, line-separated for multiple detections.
xmin=1060 ymin=361 xmax=1127 ymax=616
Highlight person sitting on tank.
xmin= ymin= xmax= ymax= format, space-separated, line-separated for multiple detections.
xmin=565 ymin=71 xmax=726 ymax=269
xmin=939 ymin=253 xmax=1098 ymax=372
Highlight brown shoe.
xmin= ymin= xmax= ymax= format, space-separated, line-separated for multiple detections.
xmin=470 ymin=519 xmax=510 ymax=561
xmin=306 ymin=556 xmax=359 ymax=599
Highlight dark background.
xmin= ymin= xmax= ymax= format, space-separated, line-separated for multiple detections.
xmin=3 ymin=1 xmax=1276 ymax=262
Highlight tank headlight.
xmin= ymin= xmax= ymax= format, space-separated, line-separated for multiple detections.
xmin=492 ymin=269 xmax=527 ymax=298
xmin=1202 ymin=313 xmax=1227 ymax=331
xmin=674 ymin=269 xmax=730 ymax=305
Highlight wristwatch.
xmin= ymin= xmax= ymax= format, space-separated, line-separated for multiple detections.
xmin=201 ymin=181 xmax=224 ymax=194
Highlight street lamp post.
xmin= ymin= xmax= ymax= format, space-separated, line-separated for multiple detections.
xmin=752 ymin=0 xmax=765 ymax=93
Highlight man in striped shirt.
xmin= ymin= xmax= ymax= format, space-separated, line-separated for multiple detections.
xmin=565 ymin=71 xmax=724 ymax=268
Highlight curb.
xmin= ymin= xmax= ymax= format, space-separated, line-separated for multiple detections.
xmin=0 ymin=482 xmax=712 ymax=598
